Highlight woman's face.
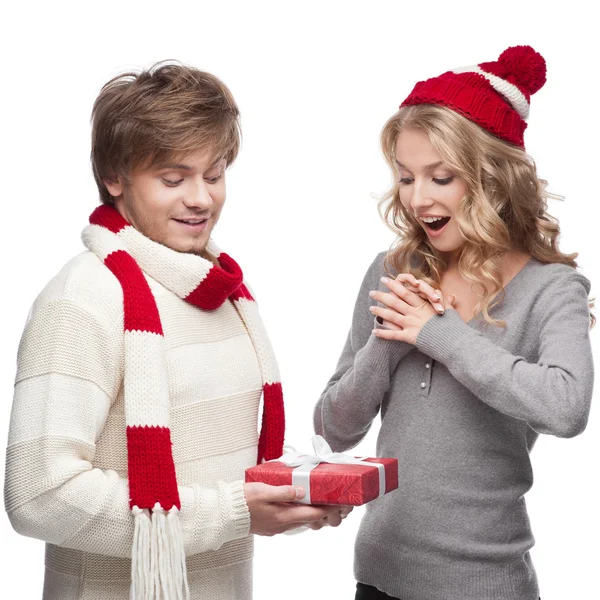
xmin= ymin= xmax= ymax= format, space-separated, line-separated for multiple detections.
xmin=395 ymin=128 xmax=468 ymax=259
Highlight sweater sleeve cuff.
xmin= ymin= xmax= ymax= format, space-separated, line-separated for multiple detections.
xmin=226 ymin=479 xmax=252 ymax=540
xmin=415 ymin=309 xmax=474 ymax=364
xmin=358 ymin=316 xmax=414 ymax=371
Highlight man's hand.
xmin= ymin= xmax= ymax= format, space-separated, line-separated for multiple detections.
xmin=304 ymin=505 xmax=354 ymax=530
xmin=243 ymin=482 xmax=347 ymax=535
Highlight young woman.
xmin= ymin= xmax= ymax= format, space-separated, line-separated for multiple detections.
xmin=314 ymin=45 xmax=595 ymax=600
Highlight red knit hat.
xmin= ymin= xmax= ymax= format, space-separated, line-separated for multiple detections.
xmin=400 ymin=45 xmax=547 ymax=148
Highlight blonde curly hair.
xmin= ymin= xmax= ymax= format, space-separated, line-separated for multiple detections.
xmin=379 ymin=104 xmax=595 ymax=328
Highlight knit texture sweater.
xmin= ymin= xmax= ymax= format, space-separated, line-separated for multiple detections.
xmin=314 ymin=252 xmax=594 ymax=600
xmin=5 ymin=250 xmax=263 ymax=600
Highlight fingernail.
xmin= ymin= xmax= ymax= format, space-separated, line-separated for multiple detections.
xmin=369 ymin=290 xmax=377 ymax=297
xmin=369 ymin=306 xmax=376 ymax=312
xmin=380 ymin=277 xmax=389 ymax=283
xmin=295 ymin=487 xmax=305 ymax=499
xmin=433 ymin=294 xmax=441 ymax=301
xmin=436 ymin=303 xmax=444 ymax=311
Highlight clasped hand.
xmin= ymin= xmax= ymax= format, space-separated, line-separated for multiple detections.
xmin=369 ymin=274 xmax=456 ymax=345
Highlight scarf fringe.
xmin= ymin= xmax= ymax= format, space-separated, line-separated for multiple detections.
xmin=131 ymin=504 xmax=189 ymax=600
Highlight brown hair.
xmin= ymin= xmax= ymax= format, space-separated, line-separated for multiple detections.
xmin=91 ymin=60 xmax=241 ymax=205
xmin=379 ymin=104 xmax=595 ymax=328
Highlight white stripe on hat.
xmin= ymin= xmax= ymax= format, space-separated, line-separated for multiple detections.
xmin=452 ymin=65 xmax=530 ymax=120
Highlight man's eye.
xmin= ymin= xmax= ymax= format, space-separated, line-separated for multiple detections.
xmin=205 ymin=174 xmax=223 ymax=184
xmin=433 ymin=177 xmax=454 ymax=185
xmin=162 ymin=178 xmax=184 ymax=187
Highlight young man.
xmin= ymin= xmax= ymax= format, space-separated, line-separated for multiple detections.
xmin=4 ymin=62 xmax=343 ymax=600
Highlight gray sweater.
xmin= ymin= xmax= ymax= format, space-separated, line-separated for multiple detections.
xmin=314 ymin=252 xmax=594 ymax=600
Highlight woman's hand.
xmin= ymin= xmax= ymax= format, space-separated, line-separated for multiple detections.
xmin=394 ymin=274 xmax=447 ymax=314
xmin=369 ymin=275 xmax=456 ymax=345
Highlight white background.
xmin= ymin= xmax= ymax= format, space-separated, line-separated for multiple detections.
xmin=1 ymin=1 xmax=598 ymax=599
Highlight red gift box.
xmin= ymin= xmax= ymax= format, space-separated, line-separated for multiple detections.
xmin=245 ymin=456 xmax=398 ymax=506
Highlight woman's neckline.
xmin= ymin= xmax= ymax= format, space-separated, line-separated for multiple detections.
xmin=462 ymin=255 xmax=535 ymax=326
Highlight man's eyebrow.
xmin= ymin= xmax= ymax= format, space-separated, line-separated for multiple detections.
xmin=158 ymin=163 xmax=193 ymax=171
xmin=157 ymin=157 xmax=226 ymax=171
xmin=395 ymin=159 xmax=443 ymax=171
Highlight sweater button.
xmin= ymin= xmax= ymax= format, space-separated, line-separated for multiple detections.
xmin=420 ymin=382 xmax=427 ymax=388
xmin=425 ymin=363 xmax=430 ymax=369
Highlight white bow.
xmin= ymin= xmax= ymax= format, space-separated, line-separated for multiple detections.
xmin=274 ymin=435 xmax=385 ymax=505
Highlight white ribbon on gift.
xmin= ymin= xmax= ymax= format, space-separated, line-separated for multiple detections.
xmin=274 ymin=435 xmax=386 ymax=505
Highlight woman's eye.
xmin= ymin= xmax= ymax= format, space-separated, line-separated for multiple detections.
xmin=433 ymin=177 xmax=454 ymax=185
xmin=399 ymin=177 xmax=414 ymax=185
xmin=162 ymin=178 xmax=184 ymax=187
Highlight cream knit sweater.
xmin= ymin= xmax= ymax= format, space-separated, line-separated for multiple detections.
xmin=5 ymin=250 xmax=262 ymax=599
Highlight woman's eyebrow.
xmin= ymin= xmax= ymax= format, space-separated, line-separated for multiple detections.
xmin=395 ymin=159 xmax=443 ymax=171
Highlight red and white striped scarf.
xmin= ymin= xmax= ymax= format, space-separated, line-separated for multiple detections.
xmin=82 ymin=204 xmax=285 ymax=599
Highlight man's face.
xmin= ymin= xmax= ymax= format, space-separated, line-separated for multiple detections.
xmin=105 ymin=150 xmax=226 ymax=256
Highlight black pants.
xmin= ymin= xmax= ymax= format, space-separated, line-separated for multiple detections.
xmin=355 ymin=583 xmax=541 ymax=600
xmin=355 ymin=583 xmax=398 ymax=600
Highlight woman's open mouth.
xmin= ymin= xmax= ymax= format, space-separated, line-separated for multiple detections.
xmin=421 ymin=216 xmax=450 ymax=236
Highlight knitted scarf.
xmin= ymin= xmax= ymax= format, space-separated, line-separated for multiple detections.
xmin=82 ymin=204 xmax=285 ymax=600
